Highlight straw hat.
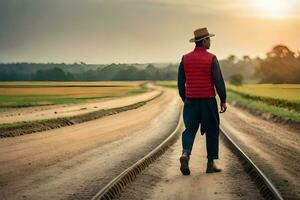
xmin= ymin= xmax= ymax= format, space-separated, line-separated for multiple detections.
xmin=189 ymin=27 xmax=215 ymax=43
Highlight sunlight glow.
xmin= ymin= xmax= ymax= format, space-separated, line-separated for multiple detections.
xmin=251 ymin=0 xmax=292 ymax=18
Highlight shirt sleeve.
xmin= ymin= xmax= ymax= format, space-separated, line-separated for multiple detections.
xmin=177 ymin=56 xmax=186 ymax=102
xmin=211 ymin=56 xmax=226 ymax=103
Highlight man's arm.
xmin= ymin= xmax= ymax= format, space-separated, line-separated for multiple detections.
xmin=177 ymin=57 xmax=186 ymax=102
xmin=211 ymin=56 xmax=227 ymax=112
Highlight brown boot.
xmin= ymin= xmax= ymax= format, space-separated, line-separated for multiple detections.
xmin=179 ymin=155 xmax=190 ymax=175
xmin=206 ymin=160 xmax=221 ymax=173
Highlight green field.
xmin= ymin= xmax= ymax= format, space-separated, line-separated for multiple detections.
xmin=227 ymin=83 xmax=300 ymax=122
xmin=227 ymin=84 xmax=300 ymax=101
xmin=0 ymin=81 xmax=148 ymax=109
xmin=227 ymin=83 xmax=300 ymax=108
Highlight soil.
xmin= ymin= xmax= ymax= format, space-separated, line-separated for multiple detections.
xmin=230 ymin=100 xmax=300 ymax=131
xmin=221 ymin=103 xmax=300 ymax=200
xmin=117 ymin=131 xmax=263 ymax=200
xmin=0 ymin=86 xmax=181 ymax=200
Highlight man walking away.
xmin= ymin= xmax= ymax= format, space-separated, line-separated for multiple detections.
xmin=177 ymin=27 xmax=227 ymax=176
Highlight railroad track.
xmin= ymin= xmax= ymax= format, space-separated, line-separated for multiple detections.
xmin=220 ymin=127 xmax=284 ymax=200
xmin=91 ymin=112 xmax=284 ymax=200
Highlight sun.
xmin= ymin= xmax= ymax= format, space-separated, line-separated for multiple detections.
xmin=251 ymin=0 xmax=292 ymax=18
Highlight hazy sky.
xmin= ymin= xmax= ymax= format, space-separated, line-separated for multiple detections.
xmin=0 ymin=0 xmax=300 ymax=64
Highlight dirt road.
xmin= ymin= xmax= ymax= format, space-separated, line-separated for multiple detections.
xmin=0 ymin=86 xmax=181 ymax=200
xmin=117 ymin=130 xmax=263 ymax=200
xmin=0 ymin=83 xmax=160 ymax=124
xmin=221 ymin=104 xmax=300 ymax=200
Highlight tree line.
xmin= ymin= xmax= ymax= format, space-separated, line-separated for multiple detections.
xmin=0 ymin=63 xmax=178 ymax=81
xmin=219 ymin=44 xmax=300 ymax=84
xmin=1 ymin=44 xmax=299 ymax=83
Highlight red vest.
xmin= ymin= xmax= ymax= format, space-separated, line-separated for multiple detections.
xmin=183 ymin=46 xmax=215 ymax=98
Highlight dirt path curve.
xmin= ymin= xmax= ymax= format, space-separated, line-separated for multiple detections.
xmin=0 ymin=86 xmax=181 ymax=200
xmin=117 ymin=130 xmax=263 ymax=200
xmin=0 ymin=83 xmax=160 ymax=124
xmin=221 ymin=104 xmax=300 ymax=200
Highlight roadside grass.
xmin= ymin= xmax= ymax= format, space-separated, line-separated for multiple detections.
xmin=228 ymin=91 xmax=300 ymax=122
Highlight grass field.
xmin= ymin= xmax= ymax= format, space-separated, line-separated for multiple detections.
xmin=227 ymin=83 xmax=300 ymax=122
xmin=227 ymin=83 xmax=300 ymax=109
xmin=227 ymin=84 xmax=300 ymax=101
xmin=0 ymin=81 xmax=148 ymax=108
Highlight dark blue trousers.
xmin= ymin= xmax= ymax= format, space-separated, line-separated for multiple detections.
xmin=182 ymin=98 xmax=220 ymax=160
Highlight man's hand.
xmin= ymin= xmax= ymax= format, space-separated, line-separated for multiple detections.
xmin=219 ymin=102 xmax=227 ymax=113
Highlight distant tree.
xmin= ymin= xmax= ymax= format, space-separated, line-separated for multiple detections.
xmin=242 ymin=55 xmax=251 ymax=62
xmin=145 ymin=64 xmax=158 ymax=80
xmin=229 ymin=74 xmax=244 ymax=85
xmin=220 ymin=54 xmax=258 ymax=82
xmin=98 ymin=64 xmax=121 ymax=81
xmin=112 ymin=66 xmax=144 ymax=80
xmin=227 ymin=54 xmax=237 ymax=64
xmin=255 ymin=45 xmax=300 ymax=83
xmin=266 ymin=45 xmax=294 ymax=58
xmin=32 ymin=67 xmax=74 ymax=81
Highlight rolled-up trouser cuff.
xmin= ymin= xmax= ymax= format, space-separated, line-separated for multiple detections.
xmin=182 ymin=149 xmax=192 ymax=155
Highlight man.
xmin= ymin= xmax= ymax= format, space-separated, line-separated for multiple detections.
xmin=177 ymin=27 xmax=227 ymax=176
